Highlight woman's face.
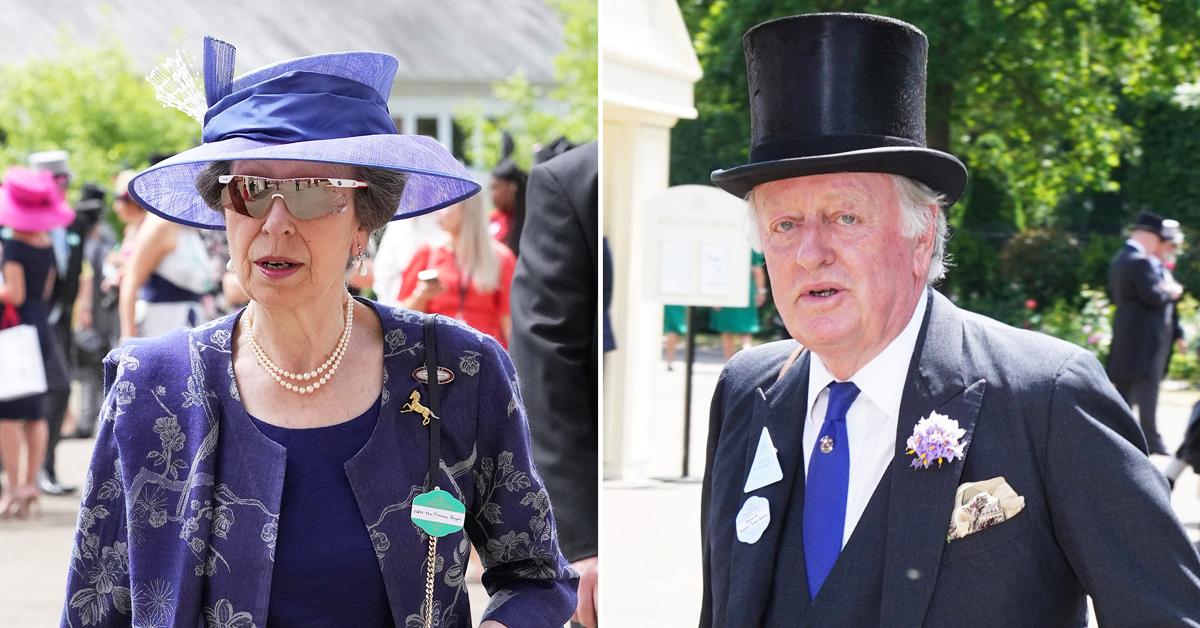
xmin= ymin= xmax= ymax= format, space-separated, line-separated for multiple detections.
xmin=437 ymin=202 xmax=464 ymax=235
xmin=224 ymin=160 xmax=365 ymax=310
xmin=489 ymin=177 xmax=516 ymax=211
xmin=113 ymin=196 xmax=143 ymax=224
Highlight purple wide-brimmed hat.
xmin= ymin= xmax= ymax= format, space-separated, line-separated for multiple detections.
xmin=129 ymin=37 xmax=480 ymax=230
xmin=0 ymin=167 xmax=75 ymax=232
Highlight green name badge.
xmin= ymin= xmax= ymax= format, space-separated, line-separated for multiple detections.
xmin=411 ymin=489 xmax=466 ymax=537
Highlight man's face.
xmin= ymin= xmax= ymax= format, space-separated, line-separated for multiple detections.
xmin=753 ymin=172 xmax=935 ymax=365
xmin=1160 ymin=241 xmax=1178 ymax=263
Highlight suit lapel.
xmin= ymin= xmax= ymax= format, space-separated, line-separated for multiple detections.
xmin=727 ymin=350 xmax=812 ymax=624
xmin=879 ymin=291 xmax=987 ymax=627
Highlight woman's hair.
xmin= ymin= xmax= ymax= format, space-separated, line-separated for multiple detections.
xmin=490 ymin=159 xmax=527 ymax=253
xmin=195 ymin=160 xmax=407 ymax=234
xmin=453 ymin=192 xmax=502 ymax=293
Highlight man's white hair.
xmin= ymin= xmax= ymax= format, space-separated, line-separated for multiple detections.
xmin=743 ymin=174 xmax=949 ymax=284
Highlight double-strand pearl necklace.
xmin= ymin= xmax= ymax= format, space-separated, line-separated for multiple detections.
xmin=245 ymin=298 xmax=354 ymax=395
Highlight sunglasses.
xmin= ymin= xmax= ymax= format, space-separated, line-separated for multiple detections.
xmin=218 ymin=175 xmax=369 ymax=220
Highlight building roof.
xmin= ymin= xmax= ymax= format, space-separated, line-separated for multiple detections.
xmin=0 ymin=0 xmax=563 ymax=85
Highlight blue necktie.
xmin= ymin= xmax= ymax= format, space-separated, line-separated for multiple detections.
xmin=803 ymin=381 xmax=860 ymax=599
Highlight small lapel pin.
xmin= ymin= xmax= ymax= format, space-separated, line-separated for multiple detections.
xmin=412 ymin=366 xmax=455 ymax=385
xmin=401 ymin=390 xmax=438 ymax=426
xmin=819 ymin=435 xmax=834 ymax=454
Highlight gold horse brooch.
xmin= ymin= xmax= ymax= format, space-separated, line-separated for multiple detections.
xmin=401 ymin=390 xmax=438 ymax=426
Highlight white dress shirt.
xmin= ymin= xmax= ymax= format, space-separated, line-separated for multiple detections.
xmin=803 ymin=291 xmax=928 ymax=547
xmin=1125 ymin=237 xmax=1146 ymax=256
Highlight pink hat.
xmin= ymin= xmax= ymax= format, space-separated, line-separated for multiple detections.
xmin=0 ymin=167 xmax=75 ymax=231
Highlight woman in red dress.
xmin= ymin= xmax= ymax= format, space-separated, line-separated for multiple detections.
xmin=398 ymin=193 xmax=516 ymax=346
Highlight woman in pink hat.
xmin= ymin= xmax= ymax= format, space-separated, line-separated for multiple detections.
xmin=0 ymin=166 xmax=74 ymax=519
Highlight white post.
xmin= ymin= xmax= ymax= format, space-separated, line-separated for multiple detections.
xmin=602 ymin=0 xmax=702 ymax=480
xmin=437 ymin=113 xmax=453 ymax=150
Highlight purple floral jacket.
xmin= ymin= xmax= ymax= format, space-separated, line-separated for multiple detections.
xmin=61 ymin=300 xmax=578 ymax=627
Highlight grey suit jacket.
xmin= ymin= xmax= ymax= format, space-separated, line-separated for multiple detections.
xmin=701 ymin=290 xmax=1200 ymax=627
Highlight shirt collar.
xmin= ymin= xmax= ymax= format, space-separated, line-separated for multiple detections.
xmin=807 ymin=290 xmax=929 ymax=423
xmin=1125 ymin=238 xmax=1146 ymax=255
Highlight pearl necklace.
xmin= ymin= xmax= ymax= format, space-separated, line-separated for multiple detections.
xmin=245 ymin=297 xmax=354 ymax=395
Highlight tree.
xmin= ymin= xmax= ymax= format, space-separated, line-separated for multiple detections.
xmin=0 ymin=32 xmax=199 ymax=193
xmin=1124 ymin=90 xmax=1200 ymax=229
xmin=457 ymin=0 xmax=597 ymax=170
xmin=673 ymin=0 xmax=1200 ymax=222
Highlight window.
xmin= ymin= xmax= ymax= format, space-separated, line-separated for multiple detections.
xmin=452 ymin=119 xmax=470 ymax=161
xmin=416 ymin=117 xmax=438 ymax=138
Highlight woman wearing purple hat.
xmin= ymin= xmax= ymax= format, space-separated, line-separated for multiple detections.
xmin=61 ymin=38 xmax=576 ymax=628
xmin=0 ymin=167 xmax=74 ymax=520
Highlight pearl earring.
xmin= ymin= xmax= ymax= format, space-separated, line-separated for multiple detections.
xmin=356 ymin=245 xmax=368 ymax=277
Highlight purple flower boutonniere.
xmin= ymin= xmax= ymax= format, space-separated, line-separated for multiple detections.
xmin=906 ymin=411 xmax=967 ymax=469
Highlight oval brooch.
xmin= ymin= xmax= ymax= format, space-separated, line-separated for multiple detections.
xmin=412 ymin=366 xmax=455 ymax=385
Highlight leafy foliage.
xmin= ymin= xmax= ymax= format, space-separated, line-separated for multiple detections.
xmin=1022 ymin=287 xmax=1114 ymax=362
xmin=1124 ymin=93 xmax=1200 ymax=230
xmin=673 ymin=0 xmax=1200 ymax=216
xmin=457 ymin=0 xmax=597 ymax=170
xmin=676 ymin=1 xmax=1200 ymax=362
xmin=0 ymin=33 xmax=199 ymax=191
xmin=998 ymin=229 xmax=1083 ymax=308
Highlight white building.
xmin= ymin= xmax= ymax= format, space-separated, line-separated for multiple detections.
xmin=602 ymin=0 xmax=701 ymax=479
xmin=0 ymin=0 xmax=564 ymax=167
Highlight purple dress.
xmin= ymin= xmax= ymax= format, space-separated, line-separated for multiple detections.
xmin=251 ymin=401 xmax=395 ymax=626
xmin=61 ymin=300 xmax=577 ymax=627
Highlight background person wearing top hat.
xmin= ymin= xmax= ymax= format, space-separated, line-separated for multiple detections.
xmin=1106 ymin=210 xmax=1183 ymax=455
xmin=1156 ymin=218 xmax=1187 ymax=379
xmin=700 ymin=13 xmax=1200 ymax=627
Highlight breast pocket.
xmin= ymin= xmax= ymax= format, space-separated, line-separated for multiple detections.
xmin=940 ymin=508 xmax=1032 ymax=565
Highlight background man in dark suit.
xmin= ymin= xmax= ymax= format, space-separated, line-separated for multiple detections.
xmin=509 ymin=142 xmax=598 ymax=627
xmin=700 ymin=13 xmax=1200 ymax=627
xmin=1107 ymin=211 xmax=1182 ymax=455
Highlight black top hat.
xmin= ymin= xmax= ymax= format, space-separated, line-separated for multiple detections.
xmin=1133 ymin=211 xmax=1165 ymax=238
xmin=711 ymin=13 xmax=968 ymax=204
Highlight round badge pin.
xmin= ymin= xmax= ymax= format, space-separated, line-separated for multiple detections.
xmin=411 ymin=489 xmax=466 ymax=537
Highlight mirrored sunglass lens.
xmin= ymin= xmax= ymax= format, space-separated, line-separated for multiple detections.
xmin=285 ymin=187 xmax=335 ymax=220
xmin=220 ymin=183 xmax=247 ymax=216
xmin=228 ymin=177 xmax=339 ymax=220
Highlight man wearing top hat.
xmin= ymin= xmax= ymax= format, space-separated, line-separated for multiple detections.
xmin=1106 ymin=211 xmax=1182 ymax=455
xmin=1156 ymin=219 xmax=1187 ymax=379
xmin=700 ymin=13 xmax=1200 ymax=627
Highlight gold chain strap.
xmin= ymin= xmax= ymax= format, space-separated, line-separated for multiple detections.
xmin=424 ymin=534 xmax=437 ymax=628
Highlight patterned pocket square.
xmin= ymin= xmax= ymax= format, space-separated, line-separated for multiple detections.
xmin=947 ymin=476 xmax=1025 ymax=541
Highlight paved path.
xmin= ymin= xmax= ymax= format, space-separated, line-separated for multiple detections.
xmin=605 ymin=352 xmax=1200 ymax=627
xmin=0 ymin=438 xmax=490 ymax=627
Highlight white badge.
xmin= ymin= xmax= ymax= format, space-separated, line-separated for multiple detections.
xmin=735 ymin=496 xmax=771 ymax=544
xmin=743 ymin=427 xmax=784 ymax=493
